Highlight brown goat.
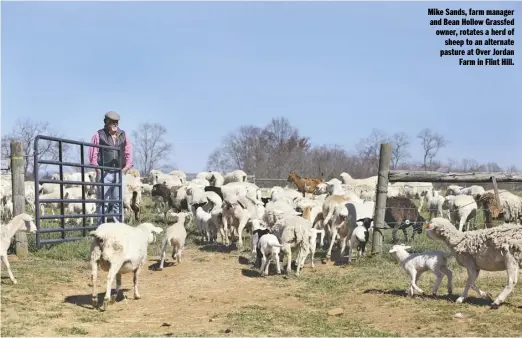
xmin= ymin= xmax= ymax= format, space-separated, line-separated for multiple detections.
xmin=287 ymin=171 xmax=324 ymax=197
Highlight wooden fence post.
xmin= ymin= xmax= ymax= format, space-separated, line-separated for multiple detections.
xmin=11 ymin=141 xmax=29 ymax=258
xmin=372 ymin=143 xmax=392 ymax=255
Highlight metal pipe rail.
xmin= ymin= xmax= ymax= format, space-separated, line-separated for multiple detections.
xmin=34 ymin=134 xmax=124 ymax=248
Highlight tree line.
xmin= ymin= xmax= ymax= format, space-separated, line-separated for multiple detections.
xmin=1 ymin=117 xmax=519 ymax=180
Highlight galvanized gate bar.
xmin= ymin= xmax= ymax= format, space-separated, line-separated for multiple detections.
xmin=34 ymin=135 xmax=124 ymax=249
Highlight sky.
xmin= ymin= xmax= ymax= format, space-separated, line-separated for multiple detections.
xmin=2 ymin=1 xmax=521 ymax=173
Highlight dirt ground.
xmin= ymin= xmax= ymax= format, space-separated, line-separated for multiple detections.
xmin=2 ymin=245 xmax=522 ymax=337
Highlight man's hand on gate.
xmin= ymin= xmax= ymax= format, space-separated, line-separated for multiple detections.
xmin=122 ymin=167 xmax=128 ymax=174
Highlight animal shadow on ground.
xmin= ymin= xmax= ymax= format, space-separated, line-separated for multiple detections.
xmin=363 ymin=288 xmax=495 ymax=306
xmin=198 ymin=243 xmax=235 ymax=253
xmin=238 ymin=255 xmax=252 ymax=265
xmin=149 ymin=261 xmax=175 ymax=271
xmin=64 ymin=289 xmax=130 ymax=309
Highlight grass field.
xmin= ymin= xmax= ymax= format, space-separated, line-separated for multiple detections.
xmin=2 ymin=195 xmax=522 ymax=337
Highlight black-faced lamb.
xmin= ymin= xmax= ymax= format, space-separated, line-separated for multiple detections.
xmin=385 ymin=196 xmax=426 ymax=243
xmin=151 ymin=183 xmax=175 ymax=222
xmin=0 ymin=213 xmax=37 ymax=284
xmin=389 ymin=244 xmax=453 ymax=297
xmin=426 ymin=217 xmax=522 ymax=309
xmin=347 ymin=217 xmax=373 ymax=263
xmin=89 ymin=222 xmax=163 ymax=311
xmin=251 ymin=228 xmax=282 ymax=276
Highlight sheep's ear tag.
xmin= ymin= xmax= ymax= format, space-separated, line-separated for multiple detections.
xmin=425 ymin=223 xmax=430 ymax=229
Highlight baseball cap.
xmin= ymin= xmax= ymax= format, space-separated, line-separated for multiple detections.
xmin=105 ymin=111 xmax=120 ymax=121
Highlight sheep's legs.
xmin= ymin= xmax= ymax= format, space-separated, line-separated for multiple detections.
xmin=158 ymin=239 xmax=168 ymax=270
xmin=114 ymin=272 xmax=122 ymax=302
xmin=133 ymin=266 xmax=142 ymax=300
xmin=1 ymin=255 xmax=17 ymax=284
xmin=491 ymin=252 xmax=519 ymax=309
xmin=90 ymin=246 xmax=101 ymax=309
xmin=432 ymin=272 xmax=444 ymax=295
xmin=285 ymin=249 xmax=292 ymax=274
xmin=457 ymin=268 xmax=492 ymax=304
xmin=260 ymin=254 xmax=269 ymax=276
xmin=339 ymin=236 xmax=348 ymax=264
xmin=274 ymin=253 xmax=282 ymax=274
xmin=326 ymin=227 xmax=339 ymax=260
xmin=103 ymin=265 xmax=119 ymax=310
xmin=408 ymin=271 xmax=424 ymax=296
xmin=440 ymin=266 xmax=453 ymax=295
xmin=236 ymin=216 xmax=249 ymax=249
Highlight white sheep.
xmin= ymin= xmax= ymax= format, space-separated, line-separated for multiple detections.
xmin=149 ymin=170 xmax=183 ymax=189
xmin=158 ymin=212 xmax=191 ymax=270
xmin=251 ymin=228 xmax=282 ymax=276
xmin=0 ymin=213 xmax=37 ymax=284
xmin=221 ymin=194 xmax=264 ymax=248
xmin=89 ymin=222 xmax=163 ymax=311
xmin=194 ymin=204 xmax=213 ymax=244
xmin=141 ymin=183 xmax=153 ymax=195
xmin=425 ymin=191 xmax=447 ymax=220
xmin=442 ymin=194 xmax=477 ymax=231
xmin=460 ymin=185 xmax=485 ymax=197
xmin=168 ymin=170 xmax=187 ymax=185
xmin=206 ymin=171 xmax=225 ymax=187
xmin=445 ymin=185 xmax=464 ymax=196
xmin=223 ymin=169 xmax=248 ymax=184
xmin=426 ymin=217 xmax=522 ymax=308
xmin=270 ymin=212 xmax=314 ymax=276
xmin=389 ymin=244 xmax=453 ymax=297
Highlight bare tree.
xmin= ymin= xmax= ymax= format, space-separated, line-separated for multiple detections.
xmin=1 ymin=118 xmax=68 ymax=177
xmin=417 ymin=128 xmax=448 ymax=170
xmin=355 ymin=129 xmax=388 ymax=175
xmin=389 ymin=132 xmax=411 ymax=169
xmin=131 ymin=123 xmax=173 ymax=174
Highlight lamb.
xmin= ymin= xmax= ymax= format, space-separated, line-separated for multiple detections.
xmin=388 ymin=244 xmax=453 ymax=297
xmin=221 ymin=181 xmax=261 ymax=202
xmin=194 ymin=204 xmax=213 ymax=244
xmin=347 ymin=217 xmax=373 ymax=263
xmin=270 ymin=186 xmax=302 ymax=205
xmin=223 ymin=170 xmax=248 ymax=184
xmin=251 ymin=228 xmax=282 ymax=276
xmin=158 ymin=212 xmax=191 ymax=270
xmin=426 ymin=217 xmax=522 ymax=309
xmin=475 ymin=190 xmax=522 ymax=228
xmin=141 ymin=183 xmax=153 ymax=195
xmin=385 ymin=196 xmax=426 ymax=243
xmin=443 ymin=194 xmax=477 ymax=231
xmin=0 ymin=213 xmax=37 ymax=284
xmin=321 ymin=194 xmax=359 ymax=255
xmin=89 ymin=222 xmax=163 ymax=311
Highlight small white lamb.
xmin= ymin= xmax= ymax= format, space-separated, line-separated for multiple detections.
xmin=389 ymin=244 xmax=453 ymax=297
xmin=0 ymin=213 xmax=37 ymax=284
xmin=251 ymin=227 xmax=282 ymax=276
xmin=158 ymin=212 xmax=191 ymax=270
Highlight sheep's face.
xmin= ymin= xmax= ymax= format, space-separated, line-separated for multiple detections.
xmin=22 ymin=214 xmax=37 ymax=233
xmin=356 ymin=217 xmax=373 ymax=229
xmin=425 ymin=217 xmax=452 ymax=240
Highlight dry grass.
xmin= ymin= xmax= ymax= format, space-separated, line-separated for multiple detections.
xmin=2 ymin=195 xmax=522 ymax=336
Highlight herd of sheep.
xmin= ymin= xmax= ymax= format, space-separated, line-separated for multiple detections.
xmin=1 ymin=168 xmax=522 ymax=312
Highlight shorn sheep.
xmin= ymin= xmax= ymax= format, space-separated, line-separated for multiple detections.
xmin=89 ymin=222 xmax=163 ymax=311
xmin=1 ymin=213 xmax=37 ymax=284
xmin=389 ymin=244 xmax=453 ymax=297
xmin=426 ymin=217 xmax=522 ymax=309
